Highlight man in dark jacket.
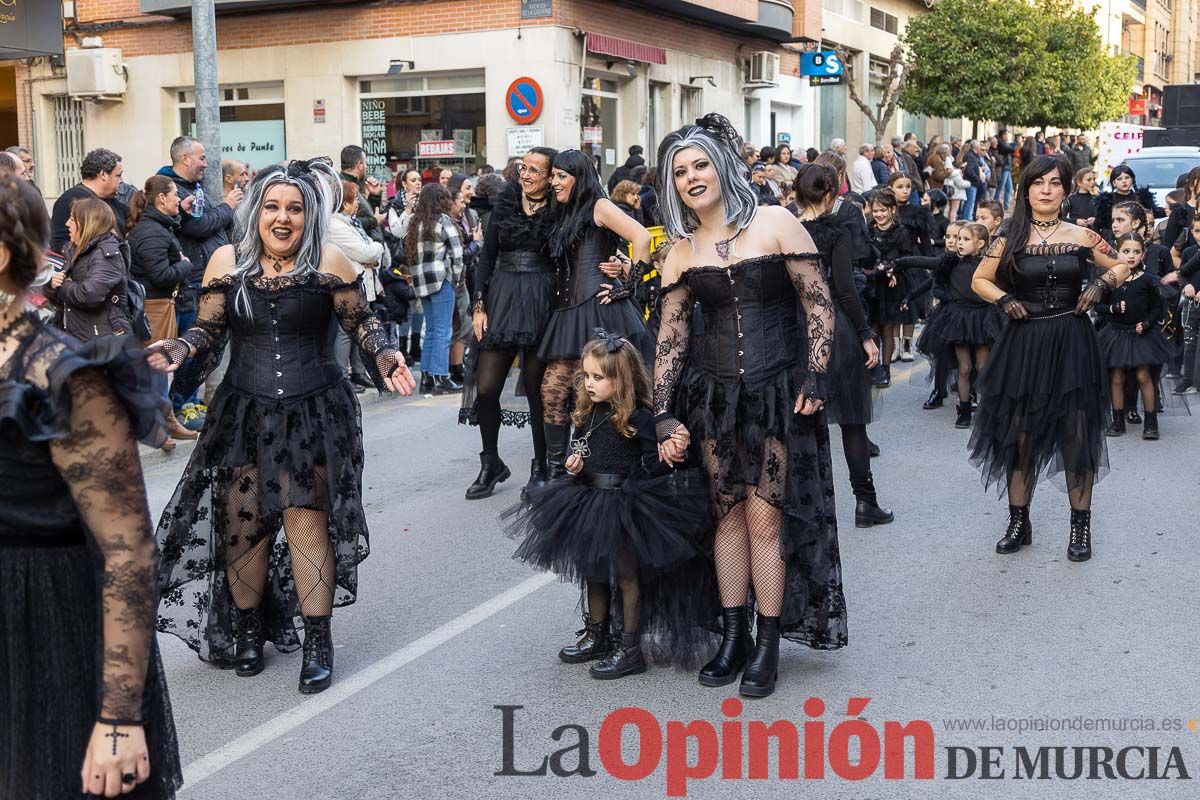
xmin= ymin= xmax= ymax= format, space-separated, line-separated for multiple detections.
xmin=340 ymin=144 xmax=387 ymax=245
xmin=1067 ymin=134 xmax=1095 ymax=175
xmin=606 ymin=145 xmax=645 ymax=194
xmin=49 ymin=148 xmax=129 ymax=252
xmin=158 ymin=135 xmax=242 ymax=425
xmin=962 ymin=140 xmax=987 ymax=221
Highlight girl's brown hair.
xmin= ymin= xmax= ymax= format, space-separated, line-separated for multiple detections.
xmin=126 ymin=174 xmax=177 ymax=228
xmin=340 ymin=179 xmax=361 ymax=212
xmin=69 ymin=198 xmax=118 ymax=257
xmin=403 ymin=182 xmax=452 ymax=265
xmin=959 ymin=222 xmax=990 ymax=249
xmin=1113 ymin=200 xmax=1148 ymax=233
xmin=869 ymin=187 xmax=900 ymax=223
xmin=1073 ymin=167 xmax=1094 ymax=191
xmin=611 ymin=180 xmax=641 ymax=206
xmin=886 ymin=172 xmax=912 ymax=191
xmin=571 ymin=336 xmax=653 ymax=438
xmin=0 ymin=176 xmax=50 ymax=290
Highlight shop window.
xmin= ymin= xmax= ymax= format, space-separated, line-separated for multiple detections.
xmin=582 ymin=76 xmax=620 ymax=181
xmin=680 ymin=86 xmax=702 ymax=128
xmin=178 ymin=82 xmax=287 ymax=168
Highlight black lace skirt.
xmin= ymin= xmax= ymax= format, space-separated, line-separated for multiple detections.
xmin=969 ymin=312 xmax=1110 ymax=494
xmin=1098 ymin=324 xmax=1176 ymax=369
xmin=478 ymin=269 xmax=555 ymax=351
xmin=156 ymin=379 xmax=370 ymax=664
xmin=825 ymin=308 xmax=878 ymax=426
xmin=537 ymin=297 xmax=650 ymax=363
xmin=503 ymin=468 xmax=719 ymax=666
xmin=917 ymin=302 xmax=1006 ymax=353
xmin=675 ymin=365 xmax=847 ymax=650
xmin=0 ymin=542 xmax=182 ymax=799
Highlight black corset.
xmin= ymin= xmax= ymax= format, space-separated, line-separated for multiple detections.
xmin=557 ymin=225 xmax=621 ymax=310
xmin=225 ymin=286 xmax=344 ymax=400
xmin=1010 ymin=247 xmax=1087 ymax=316
xmin=689 ymin=258 xmax=800 ymax=383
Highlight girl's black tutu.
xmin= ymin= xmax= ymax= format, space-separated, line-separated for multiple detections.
xmin=478 ymin=269 xmax=554 ymax=350
xmin=156 ymin=380 xmax=370 ymax=664
xmin=1098 ymin=324 xmax=1176 ymax=369
xmin=825 ymin=308 xmax=878 ymax=426
xmin=917 ymin=301 xmax=1005 ymax=355
xmin=969 ymin=313 xmax=1110 ymax=494
xmin=873 ymin=277 xmax=921 ymax=325
xmin=676 ymin=366 xmax=847 ymax=650
xmin=504 ymin=468 xmax=719 ymax=665
xmin=537 ymin=297 xmax=649 ymax=362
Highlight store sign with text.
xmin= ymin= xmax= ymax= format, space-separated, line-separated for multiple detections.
xmin=0 ymin=0 xmax=65 ymax=59
xmin=418 ymin=140 xmax=458 ymax=159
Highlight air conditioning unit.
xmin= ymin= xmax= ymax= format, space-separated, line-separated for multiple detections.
xmin=749 ymin=51 xmax=780 ymax=85
xmin=66 ymin=48 xmax=127 ymax=100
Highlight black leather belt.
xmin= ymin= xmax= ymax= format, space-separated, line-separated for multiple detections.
xmin=497 ymin=251 xmax=551 ymax=273
xmin=0 ymin=530 xmax=86 ymax=548
xmin=581 ymin=472 xmax=626 ymax=488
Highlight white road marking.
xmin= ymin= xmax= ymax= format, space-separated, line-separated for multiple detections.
xmin=180 ymin=572 xmax=556 ymax=790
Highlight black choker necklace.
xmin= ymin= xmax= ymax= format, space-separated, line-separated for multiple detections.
xmin=1031 ymin=218 xmax=1059 ymax=229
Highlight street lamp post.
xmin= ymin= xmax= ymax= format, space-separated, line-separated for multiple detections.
xmin=191 ymin=0 xmax=224 ymax=202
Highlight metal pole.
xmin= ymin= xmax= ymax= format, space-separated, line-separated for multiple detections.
xmin=191 ymin=0 xmax=223 ymax=202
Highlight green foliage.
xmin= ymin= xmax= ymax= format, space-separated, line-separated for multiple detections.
xmin=901 ymin=0 xmax=1135 ymax=129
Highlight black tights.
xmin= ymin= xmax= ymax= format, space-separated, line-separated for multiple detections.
xmin=474 ymin=347 xmax=548 ymax=460
xmin=839 ymin=423 xmax=872 ymax=491
xmin=1006 ymin=434 xmax=1094 ymax=512
xmin=955 ymin=345 xmax=989 ymax=402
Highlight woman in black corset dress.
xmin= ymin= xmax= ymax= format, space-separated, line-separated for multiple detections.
xmin=968 ymin=156 xmax=1126 ymax=562
xmin=792 ymin=163 xmax=892 ymax=529
xmin=461 ymin=147 xmax=558 ymax=500
xmin=655 ymin=114 xmax=843 ymax=698
xmin=538 ymin=149 xmax=652 ymax=478
xmin=149 ymin=160 xmax=415 ymax=694
xmin=0 ymin=176 xmax=182 ymax=798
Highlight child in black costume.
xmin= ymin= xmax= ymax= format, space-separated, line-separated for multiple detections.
xmin=869 ymin=188 xmax=917 ymax=385
xmin=505 ymin=330 xmax=714 ymax=679
xmin=915 ymin=220 xmax=963 ymax=410
xmin=1098 ymin=234 xmax=1176 ymax=440
xmin=889 ymin=173 xmax=936 ymax=361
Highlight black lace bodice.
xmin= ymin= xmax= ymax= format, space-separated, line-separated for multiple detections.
xmin=573 ymin=404 xmax=660 ymax=476
xmin=1007 ymin=243 xmax=1090 ymax=315
xmin=653 ymin=253 xmax=834 ymax=437
xmin=0 ymin=314 xmax=159 ymax=724
xmin=557 ymin=224 xmax=621 ymax=310
xmin=171 ymin=271 xmax=395 ymax=401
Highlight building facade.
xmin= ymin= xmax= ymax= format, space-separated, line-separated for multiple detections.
xmin=13 ymin=0 xmax=830 ymax=200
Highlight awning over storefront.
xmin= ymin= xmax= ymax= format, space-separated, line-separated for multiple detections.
xmin=0 ymin=0 xmax=65 ymax=61
xmin=585 ymin=32 xmax=667 ymax=66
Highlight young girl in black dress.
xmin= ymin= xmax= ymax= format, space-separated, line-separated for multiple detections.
xmin=1098 ymin=233 xmax=1175 ymax=440
xmin=889 ymin=173 xmax=936 ymax=361
xmin=506 ymin=332 xmax=714 ymax=680
xmin=869 ymin=189 xmax=917 ymax=386
xmin=918 ymin=220 xmax=963 ymax=411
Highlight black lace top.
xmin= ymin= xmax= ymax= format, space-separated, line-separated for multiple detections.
xmin=474 ymin=184 xmax=553 ymax=307
xmin=653 ymin=252 xmax=834 ymax=437
xmin=0 ymin=314 xmax=160 ymax=723
xmin=166 ymin=271 xmax=396 ymax=401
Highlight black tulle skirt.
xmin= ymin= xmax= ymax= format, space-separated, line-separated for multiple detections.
xmin=537 ymin=297 xmax=650 ymax=363
xmin=504 ymin=469 xmax=720 ymax=665
xmin=156 ymin=380 xmax=370 ymax=664
xmin=1098 ymin=324 xmax=1176 ymax=369
xmin=478 ymin=269 xmax=555 ymax=351
xmin=917 ymin=301 xmax=1005 ymax=354
xmin=968 ymin=312 xmax=1110 ymax=495
xmin=873 ymin=276 xmax=921 ymax=326
xmin=825 ymin=308 xmax=878 ymax=426
xmin=0 ymin=543 xmax=182 ymax=799
xmin=675 ymin=366 xmax=847 ymax=650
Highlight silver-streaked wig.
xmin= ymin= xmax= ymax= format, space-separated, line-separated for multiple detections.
xmin=231 ymin=158 xmax=342 ymax=317
xmin=655 ymin=116 xmax=759 ymax=241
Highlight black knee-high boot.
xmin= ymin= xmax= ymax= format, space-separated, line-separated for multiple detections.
xmin=544 ymin=423 xmax=570 ymax=481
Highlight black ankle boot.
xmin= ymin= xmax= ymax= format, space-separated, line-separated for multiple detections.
xmin=521 ymin=458 xmax=548 ymax=501
xmin=1067 ymin=509 xmax=1092 ymax=562
xmin=419 ymin=372 xmax=433 ymax=394
xmin=465 ymin=452 xmax=510 ymax=500
xmin=234 ymin=606 xmax=264 ymax=677
xmin=1126 ymin=408 xmax=1142 ymax=425
xmin=955 ymin=401 xmax=973 ymax=429
xmin=544 ymin=424 xmax=570 ymax=481
xmin=923 ymin=388 xmax=945 ymax=409
xmin=449 ymin=363 xmax=465 ymax=384
xmin=1142 ymin=411 xmax=1159 ymax=440
xmin=589 ymin=629 xmax=646 ymax=680
xmin=852 ymin=473 xmax=895 ymax=528
xmin=739 ymin=615 xmax=781 ymax=698
xmin=868 ymin=439 xmax=881 ymax=458
xmin=298 ymin=615 xmax=333 ymax=694
xmin=559 ymin=616 xmax=611 ymax=664
xmin=995 ymin=505 xmax=1032 ymax=554
xmin=432 ymin=374 xmax=463 ymax=395
xmin=698 ymin=607 xmax=754 ymax=687
xmin=1106 ymin=406 xmax=1126 ymax=437
xmin=408 ymin=333 xmax=422 ymax=365
xmin=878 ymin=364 xmax=892 ymax=388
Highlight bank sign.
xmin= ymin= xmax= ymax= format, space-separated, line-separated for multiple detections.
xmin=0 ymin=0 xmax=65 ymax=61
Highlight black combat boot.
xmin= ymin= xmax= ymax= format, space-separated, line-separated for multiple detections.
xmin=465 ymin=452 xmax=511 ymax=500
xmin=995 ymin=505 xmax=1032 ymax=554
xmin=1067 ymin=509 xmax=1092 ymax=562
xmin=559 ymin=615 xmax=612 ymax=664
xmin=589 ymin=628 xmax=646 ymax=680
xmin=298 ymin=615 xmax=333 ymax=694
xmin=234 ymin=606 xmax=264 ymax=677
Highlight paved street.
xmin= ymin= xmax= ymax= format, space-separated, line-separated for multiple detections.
xmin=143 ymin=358 xmax=1200 ymax=799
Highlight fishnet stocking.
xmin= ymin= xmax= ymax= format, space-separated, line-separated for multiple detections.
xmin=542 ymin=359 xmax=578 ymax=426
xmin=283 ymin=507 xmax=335 ymax=617
xmin=224 ymin=466 xmax=272 ymax=610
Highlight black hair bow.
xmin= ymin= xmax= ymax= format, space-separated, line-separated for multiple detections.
xmin=592 ymin=328 xmax=626 ymax=352
xmin=286 ymin=156 xmax=333 ymax=178
xmin=694 ymin=112 xmax=744 ymax=156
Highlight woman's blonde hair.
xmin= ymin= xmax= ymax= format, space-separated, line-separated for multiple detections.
xmin=69 ymin=198 xmax=117 ymax=257
xmin=571 ymin=335 xmax=652 ymax=437
xmin=611 ymin=179 xmax=641 ymax=205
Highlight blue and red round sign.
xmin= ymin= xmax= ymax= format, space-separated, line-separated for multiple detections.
xmin=506 ymin=77 xmax=544 ymax=124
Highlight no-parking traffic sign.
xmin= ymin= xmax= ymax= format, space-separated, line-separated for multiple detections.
xmin=506 ymin=77 xmax=544 ymax=124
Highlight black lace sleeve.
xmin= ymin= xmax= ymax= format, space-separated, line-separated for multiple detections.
xmin=168 ymin=277 xmax=233 ymax=401
xmin=49 ymin=368 xmax=156 ymax=724
xmin=332 ymin=276 xmax=400 ymax=389
xmin=786 ymin=253 xmax=835 ymax=402
xmin=652 ymin=276 xmax=693 ymax=441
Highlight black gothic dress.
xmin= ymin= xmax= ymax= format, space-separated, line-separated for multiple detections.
xmin=1096 ymin=270 xmax=1177 ymax=368
xmin=802 ymin=216 xmax=878 ymax=425
xmin=894 ymin=254 xmax=1006 ymax=356
xmin=537 ymin=223 xmax=649 ymax=362
xmin=504 ymin=404 xmax=718 ymax=662
xmin=870 ymin=223 xmax=919 ymax=325
xmin=655 ymin=253 xmax=847 ymax=650
xmin=0 ymin=315 xmax=182 ymax=799
xmin=156 ymin=271 xmax=395 ymax=664
xmin=969 ymin=244 xmax=1110 ymax=493
xmin=459 ymin=184 xmax=555 ymax=427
